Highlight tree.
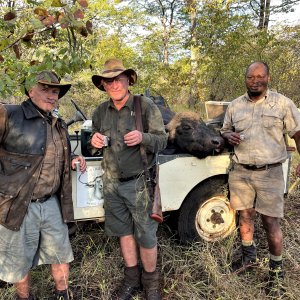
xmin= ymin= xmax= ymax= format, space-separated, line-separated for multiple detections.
xmin=0 ymin=0 xmax=93 ymax=98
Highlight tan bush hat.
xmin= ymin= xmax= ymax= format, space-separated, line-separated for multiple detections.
xmin=25 ymin=70 xmax=72 ymax=99
xmin=92 ymin=58 xmax=137 ymax=91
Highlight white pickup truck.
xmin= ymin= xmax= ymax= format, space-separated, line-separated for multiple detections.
xmin=69 ymin=101 xmax=293 ymax=243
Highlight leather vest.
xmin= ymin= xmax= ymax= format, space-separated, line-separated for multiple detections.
xmin=0 ymin=100 xmax=74 ymax=230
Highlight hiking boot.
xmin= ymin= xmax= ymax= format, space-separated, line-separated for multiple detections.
xmin=111 ymin=266 xmax=141 ymax=300
xmin=52 ymin=289 xmax=73 ymax=300
xmin=232 ymin=244 xmax=258 ymax=272
xmin=141 ymin=269 xmax=162 ymax=300
xmin=266 ymin=260 xmax=286 ymax=298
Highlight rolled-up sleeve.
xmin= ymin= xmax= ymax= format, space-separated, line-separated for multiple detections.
xmin=220 ymin=103 xmax=234 ymax=135
xmin=141 ymin=100 xmax=168 ymax=153
xmin=284 ymin=99 xmax=300 ymax=138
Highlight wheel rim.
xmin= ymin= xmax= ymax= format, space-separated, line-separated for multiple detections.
xmin=195 ymin=196 xmax=236 ymax=242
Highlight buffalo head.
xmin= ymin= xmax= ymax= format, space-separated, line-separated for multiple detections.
xmin=165 ymin=112 xmax=224 ymax=158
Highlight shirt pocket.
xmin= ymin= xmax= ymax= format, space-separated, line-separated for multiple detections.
xmin=232 ymin=113 xmax=249 ymax=132
xmin=0 ymin=158 xmax=31 ymax=176
xmin=262 ymin=111 xmax=283 ymax=129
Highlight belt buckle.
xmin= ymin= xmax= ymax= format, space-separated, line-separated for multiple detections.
xmin=31 ymin=195 xmax=50 ymax=203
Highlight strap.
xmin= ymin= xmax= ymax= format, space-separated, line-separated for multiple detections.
xmin=133 ymin=95 xmax=153 ymax=198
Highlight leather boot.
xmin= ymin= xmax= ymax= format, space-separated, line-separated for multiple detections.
xmin=232 ymin=244 xmax=258 ymax=272
xmin=111 ymin=266 xmax=141 ymax=300
xmin=52 ymin=289 xmax=73 ymax=300
xmin=141 ymin=269 xmax=162 ymax=300
xmin=266 ymin=259 xmax=286 ymax=298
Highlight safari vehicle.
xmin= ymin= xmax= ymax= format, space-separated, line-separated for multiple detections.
xmin=68 ymin=100 xmax=293 ymax=243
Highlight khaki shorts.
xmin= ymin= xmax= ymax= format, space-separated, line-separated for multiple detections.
xmin=0 ymin=195 xmax=74 ymax=283
xmin=228 ymin=164 xmax=285 ymax=218
xmin=103 ymin=175 xmax=158 ymax=249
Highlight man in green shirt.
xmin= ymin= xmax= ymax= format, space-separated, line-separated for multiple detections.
xmin=90 ymin=58 xmax=168 ymax=300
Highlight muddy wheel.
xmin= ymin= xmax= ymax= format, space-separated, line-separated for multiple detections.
xmin=178 ymin=176 xmax=236 ymax=243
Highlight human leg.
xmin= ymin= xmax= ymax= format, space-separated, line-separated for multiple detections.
xmin=0 ymin=209 xmax=42 ymax=299
xmin=111 ymin=236 xmax=141 ymax=300
xmin=261 ymin=214 xmax=282 ymax=256
xmin=232 ymin=208 xmax=258 ymax=270
xmin=14 ymin=274 xmax=31 ymax=299
xmin=105 ymin=178 xmax=160 ymax=299
xmin=140 ymin=246 xmax=161 ymax=300
xmin=140 ymin=245 xmax=157 ymax=272
xmin=239 ymin=208 xmax=256 ymax=242
xmin=51 ymin=263 xmax=70 ymax=291
xmin=120 ymin=235 xmax=139 ymax=267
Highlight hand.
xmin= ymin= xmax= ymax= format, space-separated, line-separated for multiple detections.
xmin=91 ymin=132 xmax=106 ymax=149
xmin=71 ymin=155 xmax=87 ymax=172
xmin=225 ymin=132 xmax=243 ymax=146
xmin=124 ymin=130 xmax=142 ymax=146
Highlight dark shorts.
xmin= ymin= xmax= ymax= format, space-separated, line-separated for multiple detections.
xmin=228 ymin=164 xmax=284 ymax=218
xmin=0 ymin=195 xmax=73 ymax=283
xmin=103 ymin=175 xmax=158 ymax=249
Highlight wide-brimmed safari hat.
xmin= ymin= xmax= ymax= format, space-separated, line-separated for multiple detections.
xmin=25 ymin=70 xmax=72 ymax=99
xmin=92 ymin=58 xmax=137 ymax=91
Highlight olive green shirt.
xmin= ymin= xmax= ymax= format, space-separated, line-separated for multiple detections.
xmin=220 ymin=90 xmax=300 ymax=165
xmin=91 ymin=94 xmax=168 ymax=179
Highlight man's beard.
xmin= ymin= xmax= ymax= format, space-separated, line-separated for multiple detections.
xmin=247 ymin=90 xmax=263 ymax=97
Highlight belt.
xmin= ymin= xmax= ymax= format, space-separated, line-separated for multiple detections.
xmin=118 ymin=167 xmax=155 ymax=183
xmin=240 ymin=163 xmax=282 ymax=171
xmin=31 ymin=195 xmax=52 ymax=203
xmin=119 ymin=174 xmax=141 ymax=182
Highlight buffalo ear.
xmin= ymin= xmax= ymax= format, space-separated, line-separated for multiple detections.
xmin=165 ymin=123 xmax=175 ymax=140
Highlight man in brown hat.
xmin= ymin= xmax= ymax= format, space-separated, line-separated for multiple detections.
xmin=90 ymin=58 xmax=168 ymax=300
xmin=0 ymin=70 xmax=86 ymax=300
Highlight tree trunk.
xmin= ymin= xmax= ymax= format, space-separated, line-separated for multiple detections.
xmin=258 ymin=0 xmax=271 ymax=30
xmin=186 ymin=0 xmax=198 ymax=109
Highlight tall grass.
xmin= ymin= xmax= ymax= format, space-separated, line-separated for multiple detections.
xmin=1 ymin=196 xmax=300 ymax=300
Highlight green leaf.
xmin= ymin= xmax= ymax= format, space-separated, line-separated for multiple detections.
xmin=30 ymin=18 xmax=45 ymax=30
xmin=0 ymin=39 xmax=9 ymax=51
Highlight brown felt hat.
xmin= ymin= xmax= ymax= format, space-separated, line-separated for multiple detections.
xmin=92 ymin=58 xmax=137 ymax=91
xmin=25 ymin=71 xmax=72 ymax=99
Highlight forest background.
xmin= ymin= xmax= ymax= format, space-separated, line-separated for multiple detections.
xmin=1 ymin=0 xmax=300 ymax=121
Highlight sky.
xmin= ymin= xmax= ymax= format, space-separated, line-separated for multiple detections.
xmin=271 ymin=1 xmax=300 ymax=26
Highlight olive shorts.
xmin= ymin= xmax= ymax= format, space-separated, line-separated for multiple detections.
xmin=103 ymin=175 xmax=158 ymax=249
xmin=228 ymin=164 xmax=285 ymax=218
xmin=0 ymin=195 xmax=74 ymax=283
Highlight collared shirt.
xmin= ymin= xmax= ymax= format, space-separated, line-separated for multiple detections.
xmin=220 ymin=90 xmax=300 ymax=165
xmin=91 ymin=94 xmax=168 ymax=179
xmin=32 ymin=117 xmax=64 ymax=199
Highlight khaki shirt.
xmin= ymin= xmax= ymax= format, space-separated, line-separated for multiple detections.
xmin=32 ymin=118 xmax=64 ymax=199
xmin=91 ymin=94 xmax=168 ymax=179
xmin=220 ymin=90 xmax=300 ymax=165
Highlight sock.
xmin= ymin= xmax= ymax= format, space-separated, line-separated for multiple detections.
xmin=242 ymin=240 xmax=254 ymax=247
xmin=270 ymin=254 xmax=282 ymax=262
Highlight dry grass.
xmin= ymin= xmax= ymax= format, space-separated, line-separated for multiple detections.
xmin=1 ymin=164 xmax=300 ymax=299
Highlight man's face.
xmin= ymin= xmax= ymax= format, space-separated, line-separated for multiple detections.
xmin=29 ymin=83 xmax=60 ymax=112
xmin=245 ymin=63 xmax=270 ymax=97
xmin=102 ymin=74 xmax=129 ymax=102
